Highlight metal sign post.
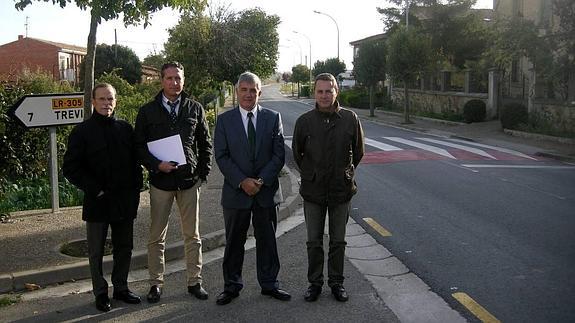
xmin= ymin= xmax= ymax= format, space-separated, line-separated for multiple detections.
xmin=9 ymin=93 xmax=85 ymax=213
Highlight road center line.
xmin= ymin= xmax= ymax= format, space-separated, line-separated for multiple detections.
xmin=362 ymin=217 xmax=392 ymax=237
xmin=452 ymin=292 xmax=501 ymax=323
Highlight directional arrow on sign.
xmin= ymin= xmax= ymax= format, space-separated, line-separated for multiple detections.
xmin=8 ymin=93 xmax=86 ymax=128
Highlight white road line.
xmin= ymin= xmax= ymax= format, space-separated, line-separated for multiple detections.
xmin=461 ymin=164 xmax=575 ymax=169
xmin=365 ymin=138 xmax=403 ymax=151
xmin=284 ymin=139 xmax=292 ymax=148
xmin=418 ymin=137 xmax=496 ymax=159
xmin=385 ymin=137 xmax=456 ymax=159
xmin=448 ymin=138 xmax=537 ymax=160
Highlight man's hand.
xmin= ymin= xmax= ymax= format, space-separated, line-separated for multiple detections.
xmin=240 ymin=177 xmax=263 ymax=196
xmin=158 ymin=161 xmax=178 ymax=173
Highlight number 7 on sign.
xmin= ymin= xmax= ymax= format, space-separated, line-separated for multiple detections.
xmin=28 ymin=113 xmax=33 ymax=122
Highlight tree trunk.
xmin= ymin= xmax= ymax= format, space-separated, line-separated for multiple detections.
xmin=369 ymin=84 xmax=375 ymax=117
xmin=403 ymin=81 xmax=411 ymax=123
xmin=83 ymin=12 xmax=99 ymax=120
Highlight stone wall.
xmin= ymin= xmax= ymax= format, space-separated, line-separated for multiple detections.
xmin=531 ymin=100 xmax=575 ymax=133
xmin=391 ymin=88 xmax=488 ymax=117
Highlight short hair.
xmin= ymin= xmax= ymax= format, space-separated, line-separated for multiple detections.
xmin=91 ymin=83 xmax=115 ymax=99
xmin=314 ymin=73 xmax=339 ymax=92
xmin=235 ymin=71 xmax=262 ymax=90
xmin=161 ymin=61 xmax=184 ymax=78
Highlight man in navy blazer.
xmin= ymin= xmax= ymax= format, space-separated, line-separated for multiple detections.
xmin=213 ymin=71 xmax=291 ymax=305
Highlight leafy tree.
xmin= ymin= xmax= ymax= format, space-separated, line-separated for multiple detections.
xmin=164 ymin=7 xmax=280 ymax=99
xmin=291 ymin=64 xmax=310 ymax=84
xmin=143 ymin=53 xmax=166 ymax=70
xmin=378 ymin=0 xmax=484 ymax=69
xmin=387 ymin=26 xmax=435 ymax=123
xmin=291 ymin=64 xmax=310 ymax=98
xmin=15 ymin=0 xmax=207 ymax=119
xmin=80 ymin=44 xmax=142 ymax=84
xmin=354 ymin=40 xmax=387 ymax=116
xmin=312 ymin=58 xmax=346 ymax=78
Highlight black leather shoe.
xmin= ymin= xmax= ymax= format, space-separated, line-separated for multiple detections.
xmin=95 ymin=293 xmax=111 ymax=312
xmin=304 ymin=285 xmax=322 ymax=302
xmin=113 ymin=289 xmax=141 ymax=304
xmin=331 ymin=284 xmax=349 ymax=302
xmin=216 ymin=291 xmax=239 ymax=305
xmin=188 ymin=283 xmax=208 ymax=300
xmin=261 ymin=288 xmax=291 ymax=301
xmin=147 ymin=285 xmax=162 ymax=303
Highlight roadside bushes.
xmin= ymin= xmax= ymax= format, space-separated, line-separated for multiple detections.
xmin=463 ymin=99 xmax=486 ymax=123
xmin=338 ymin=87 xmax=390 ymax=109
xmin=500 ymin=102 xmax=528 ymax=129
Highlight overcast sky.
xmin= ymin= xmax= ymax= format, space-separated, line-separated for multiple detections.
xmin=0 ymin=0 xmax=493 ymax=73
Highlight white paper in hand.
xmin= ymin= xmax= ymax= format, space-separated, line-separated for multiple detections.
xmin=146 ymin=134 xmax=187 ymax=165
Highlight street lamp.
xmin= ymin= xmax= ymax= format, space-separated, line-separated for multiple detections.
xmin=313 ymin=10 xmax=340 ymax=60
xmin=286 ymin=38 xmax=303 ymax=65
xmin=293 ymin=30 xmax=312 ymax=83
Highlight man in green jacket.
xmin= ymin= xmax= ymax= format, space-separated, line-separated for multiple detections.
xmin=292 ymin=73 xmax=365 ymax=303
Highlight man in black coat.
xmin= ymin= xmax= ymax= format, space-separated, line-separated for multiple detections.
xmin=134 ymin=62 xmax=212 ymax=303
xmin=63 ymin=83 xmax=143 ymax=312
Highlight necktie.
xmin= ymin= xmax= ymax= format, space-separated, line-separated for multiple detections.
xmin=168 ymin=100 xmax=179 ymax=124
xmin=247 ymin=112 xmax=256 ymax=159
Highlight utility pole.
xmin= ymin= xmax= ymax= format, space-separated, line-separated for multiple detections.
xmin=25 ymin=16 xmax=29 ymax=37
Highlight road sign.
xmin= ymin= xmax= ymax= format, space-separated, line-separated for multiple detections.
xmin=9 ymin=93 xmax=85 ymax=128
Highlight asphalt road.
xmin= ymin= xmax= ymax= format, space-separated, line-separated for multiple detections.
xmin=261 ymin=84 xmax=575 ymax=323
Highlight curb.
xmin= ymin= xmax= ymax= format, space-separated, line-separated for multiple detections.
xmin=0 ymin=167 xmax=302 ymax=294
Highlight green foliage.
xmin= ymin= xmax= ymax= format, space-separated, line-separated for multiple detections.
xmin=96 ymin=71 xmax=159 ymax=126
xmin=0 ymin=295 xmax=20 ymax=307
xmin=338 ymin=87 xmax=389 ymax=110
xmin=300 ymin=85 xmax=311 ymax=98
xmin=386 ymin=26 xmax=435 ymax=84
xmin=0 ymin=177 xmax=83 ymax=213
xmin=312 ymin=58 xmax=346 ymax=78
xmin=354 ymin=40 xmax=387 ymax=87
xmin=143 ymin=53 xmax=166 ymax=70
xmin=85 ymin=44 xmax=142 ymax=84
xmin=164 ymin=6 xmax=280 ymax=98
xmin=291 ymin=64 xmax=310 ymax=84
xmin=500 ymin=102 xmax=528 ymax=130
xmin=463 ymin=99 xmax=486 ymax=123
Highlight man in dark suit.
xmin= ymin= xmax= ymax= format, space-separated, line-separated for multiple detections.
xmin=213 ymin=71 xmax=290 ymax=305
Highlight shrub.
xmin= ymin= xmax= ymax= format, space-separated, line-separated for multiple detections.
xmin=463 ymin=99 xmax=486 ymax=123
xmin=300 ymin=85 xmax=311 ymax=97
xmin=500 ymin=102 xmax=528 ymax=129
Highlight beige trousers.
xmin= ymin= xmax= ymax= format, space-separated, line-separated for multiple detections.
xmin=147 ymin=183 xmax=202 ymax=286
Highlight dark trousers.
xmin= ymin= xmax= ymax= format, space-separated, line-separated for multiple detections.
xmin=222 ymin=203 xmax=280 ymax=293
xmin=304 ymin=200 xmax=350 ymax=288
xmin=86 ymin=219 xmax=134 ymax=297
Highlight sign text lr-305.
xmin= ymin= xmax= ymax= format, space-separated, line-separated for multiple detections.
xmin=9 ymin=93 xmax=85 ymax=128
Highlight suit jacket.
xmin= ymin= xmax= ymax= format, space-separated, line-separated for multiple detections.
xmin=214 ymin=105 xmax=285 ymax=209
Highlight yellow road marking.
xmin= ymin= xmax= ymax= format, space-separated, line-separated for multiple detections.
xmin=452 ymin=292 xmax=501 ymax=323
xmin=362 ymin=217 xmax=392 ymax=237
